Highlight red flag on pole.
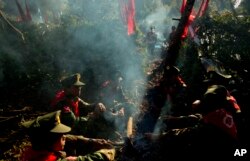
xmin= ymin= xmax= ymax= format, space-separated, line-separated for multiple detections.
xmin=198 ymin=0 xmax=209 ymax=17
xmin=127 ymin=0 xmax=135 ymax=35
xmin=180 ymin=0 xmax=196 ymax=39
xmin=119 ymin=0 xmax=136 ymax=36
xmin=180 ymin=0 xmax=210 ymax=39
xmin=180 ymin=0 xmax=187 ymax=14
xmin=196 ymin=0 xmax=205 ymax=17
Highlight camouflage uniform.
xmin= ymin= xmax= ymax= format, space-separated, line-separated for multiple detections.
xmin=134 ymin=85 xmax=240 ymax=160
xmin=50 ymin=73 xmax=97 ymax=134
xmin=145 ymin=26 xmax=157 ymax=55
xmin=21 ymin=111 xmax=116 ymax=161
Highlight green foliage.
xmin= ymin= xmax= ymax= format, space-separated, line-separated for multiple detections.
xmin=0 ymin=8 xmax=144 ymax=109
xmin=196 ymin=11 xmax=250 ymax=73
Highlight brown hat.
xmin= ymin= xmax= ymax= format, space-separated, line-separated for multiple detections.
xmin=198 ymin=85 xmax=228 ymax=113
xmin=22 ymin=110 xmax=71 ymax=133
xmin=61 ymin=73 xmax=85 ymax=87
xmin=204 ymin=85 xmax=228 ymax=99
xmin=200 ymin=57 xmax=231 ymax=82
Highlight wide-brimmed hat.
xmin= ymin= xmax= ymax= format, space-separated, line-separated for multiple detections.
xmin=200 ymin=57 xmax=231 ymax=83
xmin=198 ymin=85 xmax=228 ymax=113
xmin=203 ymin=71 xmax=231 ymax=84
xmin=61 ymin=73 xmax=85 ymax=87
xmin=22 ymin=110 xmax=71 ymax=133
xmin=204 ymin=85 xmax=228 ymax=99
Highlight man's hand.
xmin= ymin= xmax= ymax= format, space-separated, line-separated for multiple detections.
xmin=90 ymin=138 xmax=114 ymax=150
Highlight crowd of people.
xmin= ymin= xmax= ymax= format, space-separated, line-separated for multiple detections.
xmin=20 ymin=62 xmax=246 ymax=160
xmin=18 ymin=27 xmax=247 ymax=160
xmin=21 ymin=72 xmax=136 ymax=161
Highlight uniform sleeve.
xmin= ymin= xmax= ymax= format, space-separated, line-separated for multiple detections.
xmin=58 ymin=151 xmax=114 ymax=161
xmin=78 ymin=98 xmax=96 ymax=116
xmin=76 ymin=152 xmax=110 ymax=161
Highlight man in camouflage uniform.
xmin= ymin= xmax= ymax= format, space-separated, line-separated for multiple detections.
xmin=50 ymin=73 xmax=106 ymax=134
xmin=137 ymin=85 xmax=240 ymax=160
xmin=145 ymin=26 xmax=157 ymax=56
xmin=21 ymin=110 xmax=115 ymax=161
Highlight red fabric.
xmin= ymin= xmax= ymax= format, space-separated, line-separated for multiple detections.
xmin=189 ymin=0 xmax=209 ymax=39
xmin=180 ymin=0 xmax=187 ymax=14
xmin=51 ymin=90 xmax=80 ymax=117
xmin=227 ymin=92 xmax=241 ymax=112
xmin=196 ymin=0 xmax=204 ymax=18
xmin=127 ymin=0 xmax=136 ymax=35
xmin=119 ymin=0 xmax=136 ymax=35
xmin=177 ymin=76 xmax=187 ymax=87
xmin=198 ymin=0 xmax=209 ymax=17
xmin=203 ymin=109 xmax=237 ymax=139
xmin=182 ymin=14 xmax=195 ymax=39
xmin=50 ymin=90 xmax=65 ymax=107
xmin=229 ymin=96 xmax=241 ymax=112
xmin=21 ymin=147 xmax=57 ymax=161
xmin=180 ymin=0 xmax=196 ymax=39
xmin=180 ymin=0 xmax=210 ymax=39
xmin=71 ymin=100 xmax=79 ymax=117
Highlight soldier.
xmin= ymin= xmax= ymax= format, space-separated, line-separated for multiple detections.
xmin=163 ymin=25 xmax=176 ymax=47
xmin=168 ymin=25 xmax=176 ymax=43
xmin=141 ymin=85 xmax=240 ymax=160
xmin=136 ymin=65 xmax=188 ymax=134
xmin=99 ymin=70 xmax=128 ymax=109
xmin=200 ymin=70 xmax=244 ymax=141
xmin=145 ymin=26 xmax=157 ymax=56
xmin=98 ymin=71 xmax=137 ymax=137
xmin=21 ymin=110 xmax=115 ymax=161
xmin=50 ymin=73 xmax=106 ymax=133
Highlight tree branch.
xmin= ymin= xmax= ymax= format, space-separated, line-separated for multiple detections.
xmin=0 ymin=9 xmax=25 ymax=41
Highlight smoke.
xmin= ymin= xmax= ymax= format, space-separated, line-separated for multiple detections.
xmin=234 ymin=0 xmax=242 ymax=8
xmin=138 ymin=1 xmax=180 ymax=43
xmin=26 ymin=0 xmax=145 ymax=92
xmin=144 ymin=6 xmax=169 ymax=39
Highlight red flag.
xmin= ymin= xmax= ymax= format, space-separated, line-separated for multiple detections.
xmin=196 ymin=0 xmax=204 ymax=17
xmin=199 ymin=0 xmax=209 ymax=17
xmin=180 ymin=0 xmax=210 ymax=39
xmin=119 ymin=0 xmax=136 ymax=35
xmin=127 ymin=0 xmax=135 ymax=35
xmin=180 ymin=0 xmax=196 ymax=39
xmin=196 ymin=0 xmax=209 ymax=17
xmin=180 ymin=0 xmax=187 ymax=14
